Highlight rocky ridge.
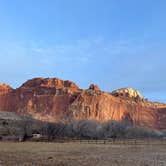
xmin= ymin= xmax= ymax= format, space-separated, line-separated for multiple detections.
xmin=112 ymin=87 xmax=144 ymax=99
xmin=0 ymin=83 xmax=13 ymax=95
xmin=0 ymin=77 xmax=166 ymax=130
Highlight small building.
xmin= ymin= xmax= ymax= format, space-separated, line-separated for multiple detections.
xmin=32 ymin=133 xmax=42 ymax=139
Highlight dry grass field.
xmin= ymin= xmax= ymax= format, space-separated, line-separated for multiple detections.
xmin=0 ymin=141 xmax=165 ymax=166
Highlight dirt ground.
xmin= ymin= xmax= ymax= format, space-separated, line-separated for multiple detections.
xmin=0 ymin=141 xmax=165 ymax=166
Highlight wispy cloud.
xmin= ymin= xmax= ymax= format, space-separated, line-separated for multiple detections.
xmin=0 ymin=38 xmax=166 ymax=102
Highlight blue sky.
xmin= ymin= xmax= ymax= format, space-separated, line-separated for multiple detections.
xmin=0 ymin=0 xmax=166 ymax=102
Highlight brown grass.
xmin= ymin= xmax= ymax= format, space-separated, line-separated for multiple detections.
xmin=0 ymin=141 xmax=165 ymax=166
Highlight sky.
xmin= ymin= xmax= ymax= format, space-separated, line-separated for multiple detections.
xmin=0 ymin=0 xmax=166 ymax=102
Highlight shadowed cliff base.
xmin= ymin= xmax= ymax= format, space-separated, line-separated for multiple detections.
xmin=0 ymin=112 xmax=164 ymax=141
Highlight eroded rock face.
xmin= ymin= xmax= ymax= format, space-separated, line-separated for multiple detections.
xmin=0 ymin=77 xmax=166 ymax=130
xmin=88 ymin=84 xmax=100 ymax=91
xmin=21 ymin=78 xmax=79 ymax=89
xmin=0 ymin=83 xmax=13 ymax=95
xmin=112 ymin=88 xmax=143 ymax=99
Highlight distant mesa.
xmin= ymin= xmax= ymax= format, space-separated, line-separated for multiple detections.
xmin=111 ymin=87 xmax=143 ymax=99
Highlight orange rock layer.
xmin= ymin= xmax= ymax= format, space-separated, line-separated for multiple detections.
xmin=0 ymin=77 xmax=166 ymax=130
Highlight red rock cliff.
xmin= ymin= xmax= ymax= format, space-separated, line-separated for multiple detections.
xmin=0 ymin=83 xmax=13 ymax=95
xmin=0 ymin=77 xmax=165 ymax=130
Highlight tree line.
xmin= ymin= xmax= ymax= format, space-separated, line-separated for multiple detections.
xmin=34 ymin=119 xmax=163 ymax=140
xmin=1 ymin=116 xmax=164 ymax=141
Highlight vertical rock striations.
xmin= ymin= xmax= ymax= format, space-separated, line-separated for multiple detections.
xmin=0 ymin=77 xmax=165 ymax=130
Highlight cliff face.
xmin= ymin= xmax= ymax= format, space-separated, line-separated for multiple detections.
xmin=0 ymin=77 xmax=166 ymax=130
xmin=0 ymin=84 xmax=13 ymax=95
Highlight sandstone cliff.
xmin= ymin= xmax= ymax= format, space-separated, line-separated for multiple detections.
xmin=0 ymin=77 xmax=166 ymax=130
xmin=112 ymin=87 xmax=143 ymax=99
xmin=0 ymin=83 xmax=13 ymax=95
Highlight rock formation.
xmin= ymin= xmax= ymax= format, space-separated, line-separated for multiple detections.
xmin=0 ymin=77 xmax=166 ymax=130
xmin=0 ymin=83 xmax=13 ymax=95
xmin=112 ymin=87 xmax=143 ymax=99
xmin=88 ymin=84 xmax=100 ymax=91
